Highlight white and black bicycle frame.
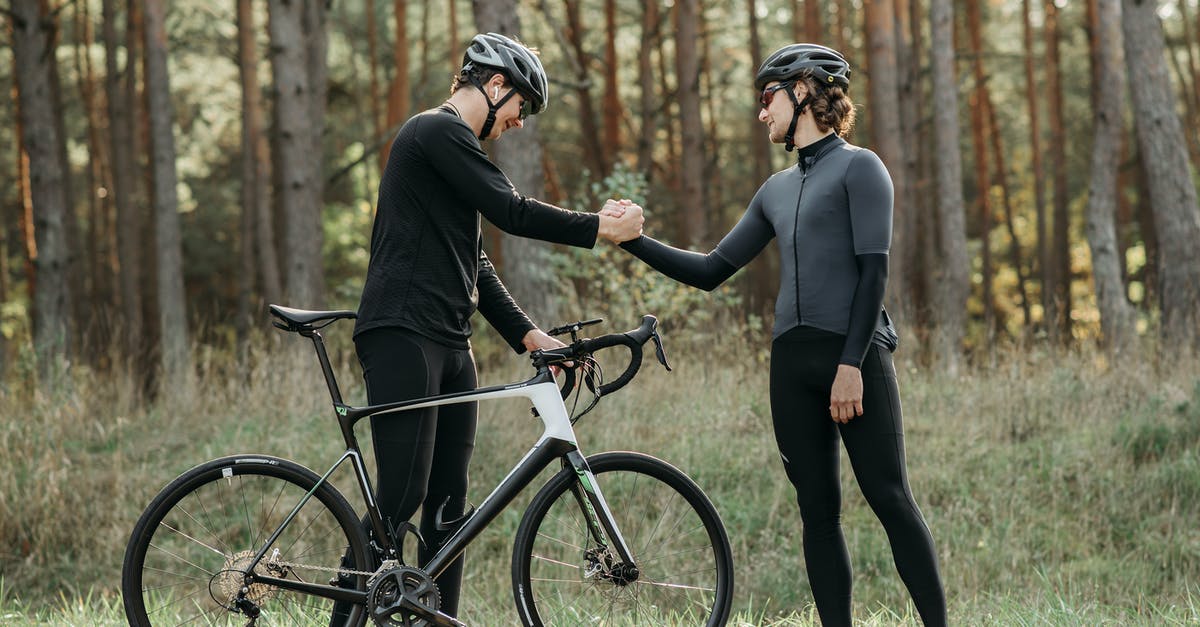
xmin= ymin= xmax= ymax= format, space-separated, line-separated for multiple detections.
xmin=239 ymin=326 xmax=639 ymax=613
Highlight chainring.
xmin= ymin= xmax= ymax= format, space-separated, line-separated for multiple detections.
xmin=366 ymin=564 xmax=441 ymax=627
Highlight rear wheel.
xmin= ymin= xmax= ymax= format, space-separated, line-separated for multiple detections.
xmin=512 ymin=452 xmax=734 ymax=626
xmin=121 ymin=455 xmax=372 ymax=626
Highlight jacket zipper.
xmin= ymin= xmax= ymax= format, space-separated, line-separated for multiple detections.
xmin=793 ymin=167 xmax=808 ymax=328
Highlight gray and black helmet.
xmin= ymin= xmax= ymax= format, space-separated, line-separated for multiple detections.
xmin=754 ymin=43 xmax=851 ymax=91
xmin=463 ymin=32 xmax=549 ymax=114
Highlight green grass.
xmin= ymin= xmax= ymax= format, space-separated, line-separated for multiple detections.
xmin=2 ymin=327 xmax=1199 ymax=625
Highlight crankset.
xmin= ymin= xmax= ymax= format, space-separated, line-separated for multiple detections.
xmin=366 ymin=562 xmax=446 ymax=627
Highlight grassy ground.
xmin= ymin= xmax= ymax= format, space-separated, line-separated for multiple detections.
xmin=1 ymin=324 xmax=1198 ymax=625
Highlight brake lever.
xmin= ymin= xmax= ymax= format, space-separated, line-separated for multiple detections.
xmin=650 ymin=331 xmax=673 ymax=372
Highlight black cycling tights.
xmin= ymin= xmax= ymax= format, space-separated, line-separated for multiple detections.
xmin=770 ymin=328 xmax=946 ymax=626
xmin=333 ymin=327 xmax=476 ymax=624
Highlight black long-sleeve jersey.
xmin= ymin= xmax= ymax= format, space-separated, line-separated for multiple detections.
xmin=355 ymin=106 xmax=600 ymax=352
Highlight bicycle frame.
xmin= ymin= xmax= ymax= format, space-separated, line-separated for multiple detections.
xmin=243 ymin=329 xmax=638 ymax=608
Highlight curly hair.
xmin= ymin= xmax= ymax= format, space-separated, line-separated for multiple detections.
xmin=795 ymin=71 xmax=857 ymax=137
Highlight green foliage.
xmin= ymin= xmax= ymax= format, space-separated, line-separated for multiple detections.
xmin=550 ymin=165 xmax=747 ymax=345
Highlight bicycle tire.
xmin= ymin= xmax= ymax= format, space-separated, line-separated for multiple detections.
xmin=511 ymin=451 xmax=734 ymax=626
xmin=121 ymin=455 xmax=372 ymax=626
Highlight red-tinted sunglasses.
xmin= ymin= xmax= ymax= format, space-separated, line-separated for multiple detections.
xmin=758 ymin=82 xmax=794 ymax=109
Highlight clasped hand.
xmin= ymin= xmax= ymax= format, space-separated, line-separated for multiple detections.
xmin=596 ymin=198 xmax=644 ymax=243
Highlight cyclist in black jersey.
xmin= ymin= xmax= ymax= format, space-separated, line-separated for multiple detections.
xmin=335 ymin=33 xmax=644 ymax=624
xmin=606 ymin=44 xmax=946 ymax=626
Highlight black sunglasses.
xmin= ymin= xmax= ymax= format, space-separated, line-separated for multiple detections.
xmin=517 ymin=95 xmax=534 ymax=120
xmin=758 ymin=82 xmax=794 ymax=109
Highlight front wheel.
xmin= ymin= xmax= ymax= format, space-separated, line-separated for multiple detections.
xmin=121 ymin=455 xmax=372 ymax=626
xmin=512 ymin=451 xmax=734 ymax=626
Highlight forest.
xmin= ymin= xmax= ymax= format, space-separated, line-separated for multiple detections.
xmin=3 ymin=0 xmax=1200 ymax=623
xmin=2 ymin=0 xmax=1197 ymax=386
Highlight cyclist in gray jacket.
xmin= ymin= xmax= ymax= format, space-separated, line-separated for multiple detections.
xmin=609 ymin=44 xmax=946 ymax=626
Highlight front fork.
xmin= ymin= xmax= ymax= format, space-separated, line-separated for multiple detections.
xmin=563 ymin=451 xmax=641 ymax=584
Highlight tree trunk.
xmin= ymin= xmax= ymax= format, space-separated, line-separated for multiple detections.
xmin=983 ymin=90 xmax=1032 ymax=330
xmin=674 ymin=0 xmax=706 ymax=245
xmin=419 ymin=0 xmax=431 ymax=96
xmin=864 ymin=0 xmax=909 ymax=320
xmin=448 ymin=0 xmax=459 ymax=75
xmin=1085 ymin=0 xmax=1138 ymax=356
xmin=238 ymin=0 xmax=282 ymax=320
xmin=144 ymin=0 xmax=190 ymax=389
xmin=833 ymin=0 xmax=849 ymax=58
xmin=269 ymin=0 xmax=326 ymax=308
xmin=895 ymin=0 xmax=922 ymax=327
xmin=13 ymin=0 xmax=74 ymax=374
xmin=747 ymin=0 xmax=770 ymax=184
xmin=966 ymin=0 xmax=994 ymax=339
xmin=636 ymin=0 xmax=660 ymax=175
xmin=383 ymin=0 xmax=409 ymax=173
xmin=75 ymin=0 xmax=114 ymax=352
xmin=806 ymin=0 xmax=823 ymax=41
xmin=42 ymin=0 xmax=84 ymax=349
xmin=602 ymin=0 xmax=620 ymax=165
xmin=1123 ymin=0 xmax=1200 ymax=350
xmin=561 ymin=0 xmax=608 ymax=177
xmin=1175 ymin=0 xmax=1200 ymax=163
xmin=792 ymin=0 xmax=802 ymax=42
xmin=367 ymin=0 xmax=384 ymax=181
xmin=1022 ymin=0 xmax=1050 ymax=336
xmin=929 ymin=0 xmax=969 ymax=372
xmin=1044 ymin=0 xmax=1071 ymax=342
xmin=474 ymin=0 xmax=564 ymax=327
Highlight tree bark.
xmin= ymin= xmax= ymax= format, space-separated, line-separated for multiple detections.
xmin=966 ymin=0 xmax=994 ymax=338
xmin=474 ymin=0 xmax=564 ymax=327
xmin=561 ymin=0 xmax=608 ymax=177
xmin=1022 ymin=0 xmax=1050 ymax=337
xmin=383 ymin=0 xmax=409 ymax=173
xmin=75 ymin=0 xmax=114 ymax=350
xmin=747 ymin=0 xmax=770 ymax=184
xmin=864 ymin=0 xmax=909 ymax=319
xmin=1085 ymin=0 xmax=1137 ymax=356
xmin=13 ymin=0 xmax=74 ymax=374
xmin=602 ymin=0 xmax=620 ymax=164
xmin=636 ymin=0 xmax=660 ymax=175
xmin=367 ymin=0 xmax=384 ymax=178
xmin=1044 ymin=0 xmax=1071 ymax=341
xmin=238 ymin=0 xmax=282 ymax=320
xmin=144 ymin=0 xmax=190 ymax=389
xmin=806 ymin=0 xmax=823 ymax=41
xmin=674 ymin=0 xmax=707 ymax=246
xmin=983 ymin=93 xmax=1032 ymax=330
xmin=448 ymin=0 xmax=459 ymax=76
xmin=1123 ymin=0 xmax=1200 ymax=350
xmin=269 ymin=0 xmax=326 ymax=308
xmin=929 ymin=0 xmax=969 ymax=372
xmin=895 ymin=0 xmax=922 ymax=326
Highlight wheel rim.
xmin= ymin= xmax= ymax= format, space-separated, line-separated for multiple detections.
xmin=132 ymin=469 xmax=363 ymax=625
xmin=523 ymin=466 xmax=726 ymax=625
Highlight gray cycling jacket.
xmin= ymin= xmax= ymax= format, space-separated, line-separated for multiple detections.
xmin=714 ymin=136 xmax=894 ymax=340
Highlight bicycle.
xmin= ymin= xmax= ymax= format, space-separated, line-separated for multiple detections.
xmin=121 ymin=304 xmax=735 ymax=626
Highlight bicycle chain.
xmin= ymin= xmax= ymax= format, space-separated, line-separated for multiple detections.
xmin=261 ymin=549 xmax=378 ymax=578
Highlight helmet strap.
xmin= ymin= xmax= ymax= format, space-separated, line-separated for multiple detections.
xmin=783 ymin=88 xmax=813 ymax=153
xmin=469 ymin=75 xmax=517 ymax=140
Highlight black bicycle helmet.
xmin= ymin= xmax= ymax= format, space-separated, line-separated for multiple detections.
xmin=754 ymin=43 xmax=851 ymax=91
xmin=463 ymin=32 xmax=549 ymax=114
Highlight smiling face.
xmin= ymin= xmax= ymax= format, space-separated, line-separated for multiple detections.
xmin=484 ymin=75 xmax=529 ymax=140
xmin=757 ymin=80 xmax=807 ymax=144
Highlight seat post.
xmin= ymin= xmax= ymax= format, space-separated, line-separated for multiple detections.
xmin=303 ymin=330 xmax=344 ymax=406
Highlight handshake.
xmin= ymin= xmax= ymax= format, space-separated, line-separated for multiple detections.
xmin=596 ymin=198 xmax=645 ymax=244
